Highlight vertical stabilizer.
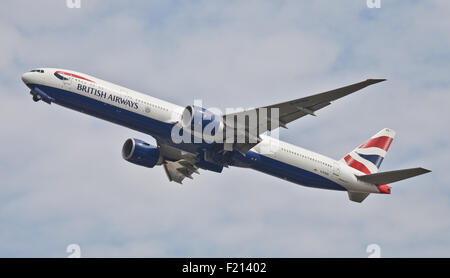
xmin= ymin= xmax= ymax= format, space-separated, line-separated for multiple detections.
xmin=341 ymin=128 xmax=396 ymax=174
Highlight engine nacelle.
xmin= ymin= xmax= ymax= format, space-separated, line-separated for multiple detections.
xmin=181 ymin=105 xmax=223 ymax=138
xmin=122 ymin=138 xmax=162 ymax=168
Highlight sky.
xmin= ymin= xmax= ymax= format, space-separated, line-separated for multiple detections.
xmin=0 ymin=0 xmax=449 ymax=257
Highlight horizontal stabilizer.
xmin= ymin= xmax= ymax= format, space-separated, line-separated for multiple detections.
xmin=348 ymin=192 xmax=370 ymax=203
xmin=356 ymin=167 xmax=431 ymax=185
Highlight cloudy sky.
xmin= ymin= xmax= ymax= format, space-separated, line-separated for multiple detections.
xmin=1 ymin=0 xmax=449 ymax=257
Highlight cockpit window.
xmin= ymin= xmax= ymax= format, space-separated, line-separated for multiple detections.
xmin=54 ymin=72 xmax=68 ymax=80
xmin=30 ymin=69 xmax=44 ymax=73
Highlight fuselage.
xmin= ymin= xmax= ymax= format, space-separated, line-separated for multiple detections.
xmin=21 ymin=68 xmax=384 ymax=194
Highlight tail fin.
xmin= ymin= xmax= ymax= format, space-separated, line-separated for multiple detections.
xmin=340 ymin=128 xmax=396 ymax=174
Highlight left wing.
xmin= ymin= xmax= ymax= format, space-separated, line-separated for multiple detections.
xmin=221 ymin=79 xmax=386 ymax=154
xmin=223 ymin=79 xmax=386 ymax=132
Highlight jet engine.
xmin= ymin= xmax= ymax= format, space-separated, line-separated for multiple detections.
xmin=180 ymin=105 xmax=223 ymax=137
xmin=122 ymin=138 xmax=162 ymax=168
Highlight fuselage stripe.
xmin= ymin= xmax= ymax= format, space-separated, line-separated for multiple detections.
xmin=55 ymin=71 xmax=95 ymax=83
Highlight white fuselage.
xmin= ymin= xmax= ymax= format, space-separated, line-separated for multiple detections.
xmin=21 ymin=68 xmax=382 ymax=194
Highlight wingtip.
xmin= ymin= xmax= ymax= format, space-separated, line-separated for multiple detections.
xmin=421 ymin=168 xmax=432 ymax=173
xmin=366 ymin=78 xmax=387 ymax=84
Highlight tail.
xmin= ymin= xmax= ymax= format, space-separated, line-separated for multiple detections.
xmin=342 ymin=128 xmax=431 ymax=203
xmin=340 ymin=128 xmax=396 ymax=174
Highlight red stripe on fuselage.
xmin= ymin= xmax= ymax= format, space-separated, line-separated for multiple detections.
xmin=56 ymin=71 xmax=94 ymax=83
xmin=359 ymin=136 xmax=393 ymax=151
xmin=344 ymin=155 xmax=371 ymax=174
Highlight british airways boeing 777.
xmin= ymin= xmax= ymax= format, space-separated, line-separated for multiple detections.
xmin=21 ymin=68 xmax=430 ymax=202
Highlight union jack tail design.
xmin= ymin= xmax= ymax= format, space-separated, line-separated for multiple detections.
xmin=340 ymin=128 xmax=396 ymax=174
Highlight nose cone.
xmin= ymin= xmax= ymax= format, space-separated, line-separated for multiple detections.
xmin=21 ymin=72 xmax=32 ymax=84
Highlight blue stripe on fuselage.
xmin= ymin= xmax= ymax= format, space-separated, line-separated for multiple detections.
xmin=233 ymin=151 xmax=346 ymax=191
xmin=31 ymin=84 xmax=345 ymax=191
xmin=28 ymin=84 xmax=174 ymax=138
xmin=28 ymin=84 xmax=220 ymax=155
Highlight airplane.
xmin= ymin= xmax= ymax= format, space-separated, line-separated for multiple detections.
xmin=21 ymin=68 xmax=431 ymax=203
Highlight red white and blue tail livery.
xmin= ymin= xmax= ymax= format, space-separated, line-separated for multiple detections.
xmin=21 ymin=68 xmax=431 ymax=203
xmin=342 ymin=128 xmax=395 ymax=175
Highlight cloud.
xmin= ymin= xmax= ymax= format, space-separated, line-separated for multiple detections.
xmin=0 ymin=0 xmax=449 ymax=257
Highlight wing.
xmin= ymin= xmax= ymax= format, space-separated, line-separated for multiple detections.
xmin=223 ymin=79 xmax=386 ymax=133
xmin=221 ymin=79 xmax=386 ymax=154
